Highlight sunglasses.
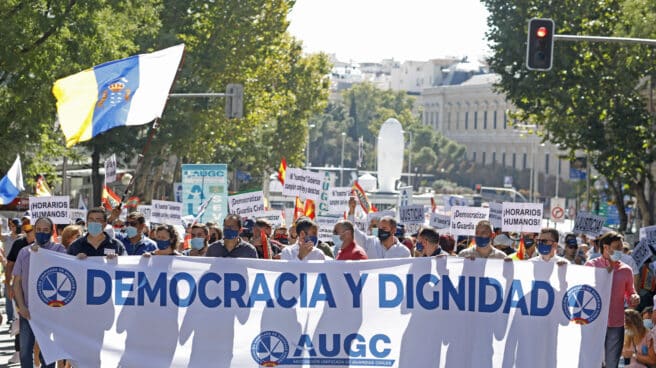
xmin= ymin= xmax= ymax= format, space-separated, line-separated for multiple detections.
xmin=126 ymin=221 xmax=139 ymax=227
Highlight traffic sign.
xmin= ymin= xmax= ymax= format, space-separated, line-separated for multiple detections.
xmin=551 ymin=197 xmax=565 ymax=222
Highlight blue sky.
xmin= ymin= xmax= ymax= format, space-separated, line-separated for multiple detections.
xmin=288 ymin=0 xmax=491 ymax=62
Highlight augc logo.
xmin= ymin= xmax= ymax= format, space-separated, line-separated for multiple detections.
xmin=562 ymin=284 xmax=602 ymax=325
xmin=37 ymin=267 xmax=77 ymax=307
xmin=251 ymin=331 xmax=289 ymax=367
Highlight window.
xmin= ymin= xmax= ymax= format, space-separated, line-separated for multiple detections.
xmin=493 ymin=111 xmax=497 ymax=129
xmin=474 ymin=111 xmax=478 ymax=130
xmin=484 ymin=111 xmax=488 ymax=129
xmin=512 ymin=153 xmax=516 ymax=169
xmin=502 ymin=152 xmax=506 ymax=166
xmin=472 ymin=152 xmax=477 ymax=162
xmin=448 ymin=112 xmax=451 ymax=130
xmin=545 ymin=154 xmax=550 ymax=174
xmin=523 ymin=154 xmax=527 ymax=169
xmin=435 ymin=113 xmax=439 ymax=130
xmin=504 ymin=113 xmax=507 ymax=129
xmin=492 ymin=152 xmax=496 ymax=165
xmin=456 ymin=112 xmax=460 ymax=130
xmin=465 ymin=112 xmax=469 ymax=130
xmin=482 ymin=152 xmax=486 ymax=165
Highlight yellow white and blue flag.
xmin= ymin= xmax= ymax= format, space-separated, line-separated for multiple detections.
xmin=53 ymin=44 xmax=185 ymax=147
xmin=0 ymin=155 xmax=25 ymax=205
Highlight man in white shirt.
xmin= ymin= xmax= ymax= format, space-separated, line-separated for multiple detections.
xmin=347 ymin=198 xmax=411 ymax=259
xmin=280 ymin=218 xmax=326 ymax=261
xmin=531 ymin=227 xmax=568 ymax=265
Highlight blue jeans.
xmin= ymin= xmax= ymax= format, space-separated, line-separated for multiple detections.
xmin=5 ymin=285 xmax=14 ymax=321
xmin=19 ymin=317 xmax=54 ymax=368
xmin=605 ymin=326 xmax=624 ymax=368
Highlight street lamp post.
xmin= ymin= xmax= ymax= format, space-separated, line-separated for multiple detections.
xmin=402 ymin=130 xmax=413 ymax=187
xmin=514 ymin=124 xmax=538 ymax=202
xmin=306 ymin=124 xmax=315 ymax=169
xmin=340 ymin=132 xmax=346 ymax=186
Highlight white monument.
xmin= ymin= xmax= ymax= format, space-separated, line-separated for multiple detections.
xmin=377 ymin=118 xmax=404 ymax=193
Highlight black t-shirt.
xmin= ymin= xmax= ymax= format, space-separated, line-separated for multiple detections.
xmin=67 ymin=232 xmax=126 ymax=257
xmin=7 ymin=236 xmax=28 ymax=263
xmin=206 ymin=239 xmax=258 ymax=258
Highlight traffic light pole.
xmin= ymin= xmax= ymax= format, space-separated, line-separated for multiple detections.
xmin=554 ymin=34 xmax=656 ymax=46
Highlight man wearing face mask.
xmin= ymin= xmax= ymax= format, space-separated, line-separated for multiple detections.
xmin=530 ymin=228 xmax=568 ymax=265
xmin=206 ymin=215 xmax=258 ymax=258
xmin=417 ymin=227 xmax=444 ymax=257
xmin=347 ymin=198 xmax=411 ymax=259
xmin=586 ymin=231 xmax=640 ymax=368
xmin=458 ymin=220 xmax=506 ymax=259
xmin=280 ymin=218 xmax=326 ymax=261
xmin=510 ymin=232 xmax=538 ymax=260
xmin=68 ymin=207 xmax=125 ymax=259
xmin=184 ymin=223 xmax=210 ymax=256
xmin=115 ymin=212 xmax=156 ymax=256
xmin=251 ymin=218 xmax=282 ymax=259
xmin=334 ymin=220 xmax=367 ymax=260
xmin=13 ymin=217 xmax=66 ymax=368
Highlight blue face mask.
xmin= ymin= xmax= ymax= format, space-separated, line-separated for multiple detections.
xmin=190 ymin=237 xmax=205 ymax=250
xmin=156 ymin=240 xmax=171 ymax=250
xmin=537 ymin=241 xmax=552 ymax=255
xmin=371 ymin=228 xmax=378 ymax=237
xmin=475 ymin=236 xmax=490 ymax=247
xmin=125 ymin=226 xmax=138 ymax=238
xmin=332 ymin=235 xmax=343 ymax=249
xmin=306 ymin=235 xmax=318 ymax=246
xmin=35 ymin=232 xmax=51 ymax=245
xmin=88 ymin=222 xmax=103 ymax=236
xmin=415 ymin=242 xmax=424 ymax=252
xmin=223 ymin=228 xmax=239 ymax=240
xmin=645 ymin=319 xmax=654 ymax=330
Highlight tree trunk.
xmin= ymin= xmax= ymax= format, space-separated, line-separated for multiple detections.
xmin=91 ymin=147 xmax=101 ymax=207
xmin=632 ymin=177 xmax=653 ymax=227
xmin=608 ymin=178 xmax=627 ymax=232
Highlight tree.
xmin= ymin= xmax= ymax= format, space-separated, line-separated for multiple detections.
xmin=482 ymin=0 xmax=656 ymax=229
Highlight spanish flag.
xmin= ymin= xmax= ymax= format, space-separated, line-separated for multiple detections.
xmin=53 ymin=45 xmax=184 ymax=147
xmin=351 ymin=181 xmax=377 ymax=213
xmin=277 ymin=158 xmax=287 ymax=185
xmin=35 ymin=175 xmax=52 ymax=197
xmin=293 ymin=197 xmax=305 ymax=222
xmin=101 ymin=185 xmax=121 ymax=211
xmin=304 ymin=199 xmax=316 ymax=220
xmin=511 ymin=236 xmax=527 ymax=260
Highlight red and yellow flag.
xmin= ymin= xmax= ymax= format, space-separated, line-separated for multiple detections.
xmin=304 ymin=199 xmax=316 ymax=220
xmin=277 ymin=158 xmax=287 ymax=185
xmin=293 ymin=196 xmax=305 ymax=222
xmin=351 ymin=181 xmax=377 ymax=213
xmin=430 ymin=196 xmax=437 ymax=213
xmin=511 ymin=236 xmax=527 ymax=260
xmin=101 ymin=185 xmax=121 ymax=211
xmin=126 ymin=196 xmax=140 ymax=209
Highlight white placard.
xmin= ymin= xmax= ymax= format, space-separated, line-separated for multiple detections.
xmin=354 ymin=218 xmax=368 ymax=233
xmin=449 ymin=206 xmax=489 ymax=236
xmin=367 ymin=210 xmax=396 ymax=223
xmin=397 ymin=186 xmax=413 ymax=209
xmin=150 ymin=200 xmax=183 ymax=226
xmin=328 ymin=187 xmax=351 ymax=215
xmin=488 ymin=202 xmax=502 ymax=229
xmin=137 ymin=205 xmax=152 ymax=223
xmin=632 ymin=239 xmax=654 ymax=268
xmin=317 ymin=171 xmax=334 ymax=215
xmin=104 ymin=154 xmax=117 ymax=184
xmin=229 ymin=191 xmax=266 ymax=218
xmin=501 ymin=202 xmax=543 ymax=233
xmin=429 ymin=213 xmax=451 ymax=230
xmin=573 ymin=212 xmax=606 ymax=237
xmin=640 ymin=225 xmax=656 ymax=241
xmin=316 ymin=216 xmax=340 ymax=242
xmin=399 ymin=205 xmax=424 ymax=225
xmin=69 ymin=209 xmax=87 ymax=224
xmin=550 ymin=197 xmax=566 ymax=223
xmin=443 ymin=195 xmax=467 ymax=212
xmin=256 ymin=210 xmax=283 ymax=228
xmin=29 ymin=196 xmax=70 ymax=225
xmin=281 ymin=168 xmax=323 ymax=201
xmin=284 ymin=208 xmax=294 ymax=227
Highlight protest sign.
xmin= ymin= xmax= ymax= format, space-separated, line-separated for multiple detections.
xmin=573 ymin=212 xmax=606 ymax=237
xmin=501 ymin=202 xmax=543 ymax=233
xmin=229 ymin=191 xmax=266 ymax=218
xmin=137 ymin=205 xmax=152 ymax=223
xmin=317 ymin=171 xmax=334 ymax=215
xmin=30 ymin=251 xmax=611 ymax=368
xmin=282 ymin=168 xmax=323 ymax=201
xmin=316 ymin=216 xmax=340 ymax=242
xmin=429 ymin=213 xmax=451 ymax=230
xmin=640 ymin=225 xmax=656 ymax=241
xmin=367 ymin=210 xmax=396 ymax=223
xmin=104 ymin=154 xmax=117 ymax=184
xmin=69 ymin=209 xmax=87 ymax=223
xmin=449 ymin=206 xmax=489 ymax=236
xmin=397 ymin=186 xmax=413 ymax=209
xmin=399 ymin=205 xmax=424 ymax=225
xmin=182 ymin=164 xmax=228 ymax=224
xmin=151 ymin=200 xmax=183 ymax=226
xmin=328 ymin=187 xmax=351 ymax=215
xmin=443 ymin=195 xmax=467 ymax=212
xmin=257 ymin=210 xmax=283 ymax=228
xmin=29 ymin=196 xmax=70 ymax=225
xmin=632 ymin=239 xmax=654 ymax=268
xmin=488 ymin=202 xmax=502 ymax=229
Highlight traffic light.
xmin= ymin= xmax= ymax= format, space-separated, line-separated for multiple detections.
xmin=225 ymin=83 xmax=244 ymax=119
xmin=526 ymin=18 xmax=555 ymax=71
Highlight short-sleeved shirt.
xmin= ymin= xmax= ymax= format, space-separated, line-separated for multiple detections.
xmin=206 ymin=240 xmax=258 ymax=258
xmin=586 ymin=257 xmax=636 ymax=327
xmin=67 ymin=232 xmax=126 ymax=257
xmin=13 ymin=242 xmax=66 ymax=308
xmin=280 ymin=243 xmax=326 ymax=261
xmin=7 ymin=236 xmax=28 ymax=263
xmin=458 ymin=246 xmax=507 ymax=259
xmin=116 ymin=233 xmax=157 ymax=256
xmin=336 ymin=241 xmax=368 ymax=260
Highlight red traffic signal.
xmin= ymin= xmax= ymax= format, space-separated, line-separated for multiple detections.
xmin=526 ymin=18 xmax=555 ymax=71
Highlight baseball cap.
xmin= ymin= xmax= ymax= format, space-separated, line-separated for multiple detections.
xmin=493 ymin=234 xmax=513 ymax=247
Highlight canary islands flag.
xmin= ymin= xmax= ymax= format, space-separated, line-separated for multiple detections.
xmin=0 ymin=156 xmax=25 ymax=205
xmin=53 ymin=44 xmax=185 ymax=147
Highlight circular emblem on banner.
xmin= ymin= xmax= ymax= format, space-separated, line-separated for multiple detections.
xmin=251 ymin=331 xmax=289 ymax=367
xmin=37 ymin=267 xmax=77 ymax=307
xmin=562 ymin=285 xmax=602 ymax=325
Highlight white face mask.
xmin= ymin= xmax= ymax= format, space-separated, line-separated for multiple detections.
xmin=610 ymin=250 xmax=622 ymax=262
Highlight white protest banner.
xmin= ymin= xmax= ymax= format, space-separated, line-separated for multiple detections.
xmin=257 ymin=210 xmax=283 ymax=228
xmin=573 ymin=212 xmax=606 ymax=237
xmin=69 ymin=209 xmax=87 ymax=223
xmin=151 ymin=200 xmax=183 ymax=226
xmin=317 ymin=171 xmax=334 ymax=215
xmin=29 ymin=196 xmax=70 ymax=225
xmin=501 ymin=202 xmax=543 ymax=233
xmin=632 ymin=239 xmax=654 ymax=268
xmin=429 ymin=213 xmax=451 ymax=230
xmin=104 ymin=154 xmax=117 ymax=184
xmin=228 ymin=191 xmax=266 ymax=218
xmin=354 ymin=217 xmax=368 ymax=233
xmin=443 ymin=195 xmax=467 ymax=212
xmin=449 ymin=206 xmax=489 ymax=236
xmin=367 ymin=210 xmax=396 ymax=223
xmin=137 ymin=205 xmax=152 ymax=223
xmin=399 ymin=205 xmax=424 ymax=225
xmin=30 ymin=251 xmax=611 ymax=368
xmin=316 ymin=215 xmax=340 ymax=242
xmin=640 ymin=225 xmax=656 ymax=241
xmin=397 ymin=186 xmax=413 ymax=210
xmin=281 ymin=168 xmax=323 ymax=201
xmin=550 ymin=197 xmax=566 ymax=223
xmin=328 ymin=187 xmax=351 ymax=215
xmin=488 ymin=202 xmax=502 ymax=229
